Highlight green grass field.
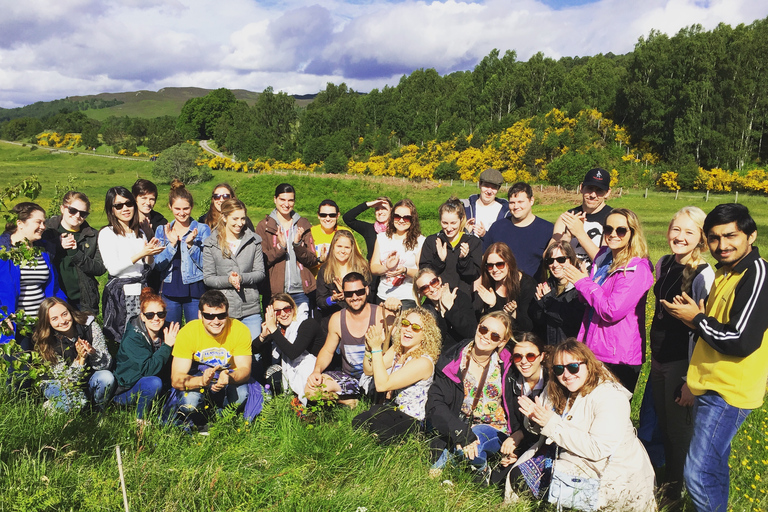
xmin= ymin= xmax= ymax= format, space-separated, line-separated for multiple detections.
xmin=1 ymin=141 xmax=768 ymax=511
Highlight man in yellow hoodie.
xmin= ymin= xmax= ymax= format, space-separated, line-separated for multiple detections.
xmin=662 ymin=203 xmax=768 ymax=512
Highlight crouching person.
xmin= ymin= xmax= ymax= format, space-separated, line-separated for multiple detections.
xmin=170 ymin=290 xmax=261 ymax=428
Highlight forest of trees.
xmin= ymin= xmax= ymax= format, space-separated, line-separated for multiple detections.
xmin=2 ymin=18 xmax=768 ymax=180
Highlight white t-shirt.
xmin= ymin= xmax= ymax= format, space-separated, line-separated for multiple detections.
xmin=98 ymin=227 xmax=148 ymax=296
xmin=375 ymin=232 xmax=425 ymax=302
xmin=474 ymin=201 xmax=503 ymax=234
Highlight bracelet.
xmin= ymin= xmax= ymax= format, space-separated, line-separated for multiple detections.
xmin=371 ymin=349 xmax=383 ymax=354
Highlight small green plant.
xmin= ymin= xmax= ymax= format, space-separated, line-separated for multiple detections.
xmin=47 ymin=174 xmax=79 ymax=217
xmin=0 ymin=177 xmax=43 ymax=267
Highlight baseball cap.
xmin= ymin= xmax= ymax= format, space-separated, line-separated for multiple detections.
xmin=582 ymin=168 xmax=610 ymax=191
xmin=478 ymin=168 xmax=503 ymax=187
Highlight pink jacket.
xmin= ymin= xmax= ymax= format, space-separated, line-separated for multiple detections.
xmin=574 ymin=247 xmax=653 ymax=365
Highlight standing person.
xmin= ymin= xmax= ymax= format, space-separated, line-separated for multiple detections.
xmin=484 ymin=182 xmax=554 ymax=281
xmin=474 ymin=243 xmax=536 ymax=332
xmin=99 ymin=187 xmax=164 ymax=343
xmin=310 ymin=199 xmax=355 ymax=275
xmin=114 ymin=288 xmax=179 ymax=421
xmin=530 ymin=241 xmax=585 ymax=346
xmin=255 ymin=183 xmax=317 ymax=320
xmin=132 ymin=179 xmax=168 ymax=241
xmin=153 ymin=181 xmax=211 ymax=326
xmin=562 ymin=208 xmax=653 ymax=393
xmin=203 ymin=199 xmax=265 ymax=342
xmin=661 ymin=203 xmax=768 ymax=512
xmin=342 ymin=197 xmax=392 ymax=261
xmin=419 ymin=197 xmax=482 ymax=297
xmin=198 ymin=183 xmax=255 ymax=232
xmin=352 ymin=307 xmax=441 ymax=443
xmin=414 ymin=268 xmax=476 ymax=350
xmin=370 ymin=199 xmax=425 ymax=310
xmin=1 ymin=202 xmax=67 ymax=346
xmin=32 ymin=298 xmax=114 ymax=412
xmin=315 ymin=230 xmax=371 ymax=327
xmin=550 ymin=167 xmax=612 ymax=266
xmin=461 ymin=168 xmax=509 ymax=240
xmin=645 ymin=206 xmax=714 ymax=505
xmin=43 ymin=191 xmax=106 ymax=314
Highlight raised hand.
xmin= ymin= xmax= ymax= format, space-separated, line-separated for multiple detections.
xmin=474 ymin=283 xmax=496 ymax=307
xmin=163 ymin=322 xmax=180 ymax=347
xmin=535 ymin=281 xmax=551 ymax=300
xmin=562 ymin=261 xmax=589 ymax=284
xmin=503 ymin=300 xmax=518 ymax=318
xmin=365 ymin=325 xmax=385 ymax=352
xmin=518 ymin=395 xmax=553 ymax=427
xmin=459 ymin=241 xmax=470 ymax=259
xmin=60 ymin=233 xmax=76 ymax=250
xmin=277 ymin=229 xmax=288 ymax=249
xmin=439 ymin=284 xmax=457 ymax=311
xmin=384 ymin=250 xmax=399 ymax=271
xmin=435 ymin=237 xmax=448 ymax=262
xmin=185 ymin=228 xmax=198 ymax=248
xmin=264 ymin=305 xmax=278 ymax=332
xmin=164 ymin=224 xmax=179 ymax=245
xmin=294 ymin=226 xmax=305 ymax=245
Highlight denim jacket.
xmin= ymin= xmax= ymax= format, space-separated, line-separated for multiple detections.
xmin=153 ymin=220 xmax=211 ymax=285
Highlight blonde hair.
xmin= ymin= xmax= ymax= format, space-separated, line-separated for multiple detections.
xmin=322 ymin=230 xmax=371 ymax=284
xmin=216 ymin=199 xmax=247 ymax=258
xmin=389 ymin=307 xmax=442 ymax=362
xmin=669 ymin=206 xmax=708 ymax=295
xmin=606 ymin=208 xmax=650 ymax=273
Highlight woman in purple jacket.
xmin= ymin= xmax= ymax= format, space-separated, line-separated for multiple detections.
xmin=561 ymin=208 xmax=653 ymax=393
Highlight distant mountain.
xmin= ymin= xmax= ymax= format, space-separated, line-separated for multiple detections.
xmin=0 ymin=87 xmax=316 ymax=122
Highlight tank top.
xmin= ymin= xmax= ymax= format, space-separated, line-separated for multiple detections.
xmin=339 ymin=304 xmax=378 ymax=379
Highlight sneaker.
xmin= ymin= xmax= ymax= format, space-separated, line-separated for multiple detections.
xmin=197 ymin=424 xmax=210 ymax=436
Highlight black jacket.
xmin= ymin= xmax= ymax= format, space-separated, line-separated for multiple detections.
xmin=530 ymin=277 xmax=585 ymax=345
xmin=422 ymin=288 xmax=477 ymax=350
xmin=43 ymin=216 xmax=106 ymax=313
xmin=472 ymin=272 xmax=536 ymax=332
xmin=419 ymin=232 xmax=482 ymax=298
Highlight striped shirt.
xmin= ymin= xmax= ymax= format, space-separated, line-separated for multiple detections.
xmin=18 ymin=255 xmax=50 ymax=317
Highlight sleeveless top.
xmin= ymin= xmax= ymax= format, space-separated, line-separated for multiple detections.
xmin=389 ymin=353 xmax=435 ymax=421
xmin=339 ymin=304 xmax=378 ymax=379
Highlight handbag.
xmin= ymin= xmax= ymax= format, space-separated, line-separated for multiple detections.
xmin=548 ymin=459 xmax=600 ymax=512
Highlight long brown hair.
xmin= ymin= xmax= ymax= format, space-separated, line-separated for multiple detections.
xmin=481 ymin=242 xmax=520 ymax=301
xmin=104 ymin=187 xmax=140 ymax=237
xmin=216 ymin=199 xmax=247 ymax=258
xmin=205 ymin=183 xmax=236 ymax=229
xmin=168 ymin=179 xmax=194 ymax=210
xmin=546 ymin=339 xmax=619 ymax=414
xmin=32 ymin=298 xmax=89 ymax=364
xmin=386 ymin=199 xmax=421 ymax=251
xmin=438 ymin=196 xmax=467 ymax=234
xmin=322 ymin=230 xmax=371 ymax=284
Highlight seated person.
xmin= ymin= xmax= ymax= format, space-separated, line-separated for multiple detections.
xmin=113 ymin=288 xmax=178 ymax=421
xmin=31 ymin=297 xmax=114 ymax=412
xmin=304 ymin=272 xmax=391 ymax=407
xmin=413 ymin=268 xmax=476 ymax=350
xmin=170 ymin=290 xmax=253 ymax=426
xmin=352 ymin=307 xmax=441 ymax=443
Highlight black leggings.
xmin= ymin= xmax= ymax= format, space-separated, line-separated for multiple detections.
xmin=352 ymin=404 xmax=421 ymax=444
xmin=604 ymin=362 xmax=641 ymax=394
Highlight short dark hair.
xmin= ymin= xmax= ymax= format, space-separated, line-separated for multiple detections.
xmin=199 ymin=290 xmax=229 ymax=312
xmin=132 ymin=179 xmax=158 ymax=199
xmin=342 ymin=271 xmax=367 ymax=288
xmin=703 ymin=203 xmax=757 ymax=237
xmin=507 ymin=182 xmax=533 ymax=200
xmin=318 ymin=199 xmax=339 ymax=214
xmin=5 ymin=202 xmax=45 ymax=234
xmin=275 ymin=183 xmax=296 ymax=198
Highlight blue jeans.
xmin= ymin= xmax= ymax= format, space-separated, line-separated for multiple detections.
xmin=431 ymin=424 xmax=508 ymax=470
xmin=163 ymin=296 xmax=199 ymax=326
xmin=43 ymin=370 xmax=116 ymax=412
xmin=177 ymin=381 xmax=250 ymax=425
xmin=238 ymin=313 xmax=263 ymax=342
xmin=684 ymin=391 xmax=751 ymax=512
xmin=113 ymin=376 xmax=165 ymax=419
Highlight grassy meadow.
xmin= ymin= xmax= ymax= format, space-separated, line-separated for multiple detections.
xmin=1 ymin=140 xmax=768 ymax=511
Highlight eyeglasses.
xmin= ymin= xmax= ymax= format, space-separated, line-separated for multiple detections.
xmin=343 ymin=288 xmax=367 ymax=299
xmin=418 ymin=277 xmax=440 ymax=294
xmin=212 ymin=193 xmax=232 ymax=200
xmin=512 ymin=352 xmax=540 ymax=364
xmin=318 ymin=212 xmax=338 ymax=218
xmin=112 ymin=200 xmax=135 ymax=210
xmin=604 ymin=225 xmax=631 ymax=238
xmin=401 ymin=318 xmax=423 ymax=332
xmin=142 ymin=311 xmax=167 ymax=320
xmin=478 ymin=324 xmax=504 ymax=342
xmin=485 ymin=261 xmax=506 ymax=271
xmin=544 ymin=256 xmax=568 ymax=265
xmin=65 ymin=205 xmax=90 ymax=219
xmin=273 ymin=305 xmax=293 ymax=315
xmin=552 ymin=362 xmax=586 ymax=376
xmin=201 ymin=312 xmax=228 ymax=321
xmin=393 ymin=214 xmax=413 ymax=223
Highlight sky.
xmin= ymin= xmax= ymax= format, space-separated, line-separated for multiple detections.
xmin=1 ymin=0 xmax=767 ymax=109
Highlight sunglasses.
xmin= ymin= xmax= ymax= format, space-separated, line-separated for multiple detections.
xmin=65 ymin=205 xmax=90 ymax=219
xmin=401 ymin=318 xmax=423 ymax=332
xmin=512 ymin=352 xmax=540 ymax=364
xmin=112 ymin=200 xmax=135 ymax=210
xmin=273 ymin=305 xmax=293 ymax=315
xmin=604 ymin=225 xmax=631 ymax=238
xmin=318 ymin=212 xmax=338 ymax=218
xmin=142 ymin=311 xmax=167 ymax=320
xmin=545 ymin=256 xmax=568 ymax=265
xmin=343 ymin=288 xmax=366 ymax=299
xmin=418 ymin=277 xmax=440 ymax=294
xmin=552 ymin=362 xmax=586 ymax=376
xmin=478 ymin=324 xmax=504 ymax=342
xmin=393 ymin=214 xmax=413 ymax=222
xmin=201 ymin=312 xmax=228 ymax=321
xmin=486 ymin=261 xmax=506 ymax=271
xmin=212 ymin=193 xmax=232 ymax=200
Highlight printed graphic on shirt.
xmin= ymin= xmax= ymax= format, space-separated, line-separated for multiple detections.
xmin=194 ymin=347 xmax=232 ymax=368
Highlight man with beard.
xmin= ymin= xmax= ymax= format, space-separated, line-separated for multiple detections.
xmin=305 ymin=272 xmax=391 ymax=407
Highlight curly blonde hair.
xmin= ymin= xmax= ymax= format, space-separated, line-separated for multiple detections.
xmin=389 ymin=307 xmax=442 ymax=362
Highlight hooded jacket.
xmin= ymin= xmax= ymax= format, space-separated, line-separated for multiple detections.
xmin=419 ymin=231 xmax=482 ymax=297
xmin=461 ymin=194 xmax=510 ymax=233
xmin=114 ymin=315 xmax=173 ymax=389
xmin=255 ymin=212 xmax=317 ymax=297
xmin=574 ymin=247 xmax=653 ymax=365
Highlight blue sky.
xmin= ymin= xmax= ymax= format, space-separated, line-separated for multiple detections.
xmin=0 ymin=0 xmax=766 ymax=108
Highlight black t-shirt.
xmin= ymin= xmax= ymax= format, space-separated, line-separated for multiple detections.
xmin=567 ymin=204 xmax=613 ymax=263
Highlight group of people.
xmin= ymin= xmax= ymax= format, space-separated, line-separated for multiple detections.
xmin=1 ymin=167 xmax=766 ymax=512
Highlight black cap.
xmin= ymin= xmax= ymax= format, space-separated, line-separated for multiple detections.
xmin=582 ymin=168 xmax=610 ymax=191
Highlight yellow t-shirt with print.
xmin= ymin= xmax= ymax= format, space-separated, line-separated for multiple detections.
xmin=172 ymin=319 xmax=252 ymax=370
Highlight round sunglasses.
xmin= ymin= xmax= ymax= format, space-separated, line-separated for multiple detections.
xmin=552 ymin=362 xmax=586 ymax=376
xmin=512 ymin=352 xmax=540 ymax=364
xmin=477 ymin=324 xmax=504 ymax=342
xmin=401 ymin=318 xmax=423 ymax=332
xmin=418 ymin=277 xmax=440 ymax=294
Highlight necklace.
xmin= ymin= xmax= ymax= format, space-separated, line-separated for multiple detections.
xmin=657 ymin=256 xmax=683 ymax=319
xmin=470 ymin=351 xmax=492 ymax=368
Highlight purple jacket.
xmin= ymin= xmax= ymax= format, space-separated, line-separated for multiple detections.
xmin=575 ymin=247 xmax=653 ymax=365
